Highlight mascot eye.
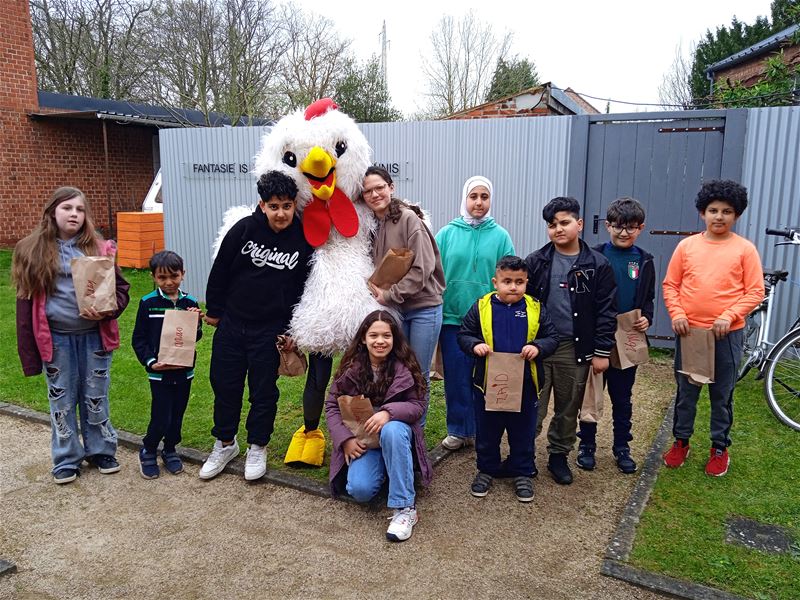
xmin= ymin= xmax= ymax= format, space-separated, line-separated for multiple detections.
xmin=335 ymin=141 xmax=347 ymax=157
xmin=282 ymin=151 xmax=297 ymax=168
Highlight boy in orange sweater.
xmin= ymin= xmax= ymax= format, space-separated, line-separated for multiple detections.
xmin=662 ymin=180 xmax=764 ymax=476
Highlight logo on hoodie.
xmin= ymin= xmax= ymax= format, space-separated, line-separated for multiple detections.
xmin=241 ymin=241 xmax=299 ymax=270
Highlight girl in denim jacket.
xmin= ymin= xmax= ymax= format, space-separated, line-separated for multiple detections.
xmin=13 ymin=187 xmax=130 ymax=484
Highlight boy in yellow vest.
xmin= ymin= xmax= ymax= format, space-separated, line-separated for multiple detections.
xmin=457 ymin=256 xmax=559 ymax=502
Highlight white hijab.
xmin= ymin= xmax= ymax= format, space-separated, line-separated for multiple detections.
xmin=460 ymin=175 xmax=493 ymax=227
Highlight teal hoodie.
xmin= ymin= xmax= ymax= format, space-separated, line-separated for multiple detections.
xmin=435 ymin=217 xmax=515 ymax=326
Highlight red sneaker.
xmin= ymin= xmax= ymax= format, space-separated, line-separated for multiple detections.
xmin=663 ymin=440 xmax=690 ymax=468
xmin=705 ymin=448 xmax=730 ymax=477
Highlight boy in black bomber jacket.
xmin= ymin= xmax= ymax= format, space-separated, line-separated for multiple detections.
xmin=524 ymin=197 xmax=617 ymax=485
xmin=132 ymin=250 xmax=203 ymax=479
xmin=199 ymin=171 xmax=313 ymax=482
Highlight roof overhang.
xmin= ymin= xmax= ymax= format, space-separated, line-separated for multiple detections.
xmin=28 ymin=110 xmax=185 ymax=128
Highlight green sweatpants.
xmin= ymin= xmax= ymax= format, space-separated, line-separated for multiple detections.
xmin=537 ymin=341 xmax=591 ymax=455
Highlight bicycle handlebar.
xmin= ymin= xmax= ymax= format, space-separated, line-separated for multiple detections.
xmin=766 ymin=227 xmax=799 ymax=239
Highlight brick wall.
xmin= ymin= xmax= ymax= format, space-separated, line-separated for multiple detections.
xmin=715 ymin=44 xmax=800 ymax=89
xmin=0 ymin=0 xmax=153 ymax=246
xmin=448 ymin=98 xmax=554 ymax=120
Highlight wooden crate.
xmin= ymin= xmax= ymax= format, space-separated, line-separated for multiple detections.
xmin=116 ymin=212 xmax=164 ymax=269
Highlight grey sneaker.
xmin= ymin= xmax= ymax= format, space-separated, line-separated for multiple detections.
xmin=199 ymin=439 xmax=239 ymax=480
xmin=442 ymin=435 xmax=470 ymax=450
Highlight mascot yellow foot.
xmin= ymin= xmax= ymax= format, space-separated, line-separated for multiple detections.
xmin=284 ymin=426 xmax=326 ymax=467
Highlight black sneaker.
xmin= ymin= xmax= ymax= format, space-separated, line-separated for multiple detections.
xmin=576 ymin=445 xmax=596 ymax=471
xmin=513 ymin=476 xmax=534 ymax=502
xmin=87 ymin=454 xmax=121 ymax=474
xmin=139 ymin=448 xmax=160 ymax=479
xmin=470 ymin=472 xmax=493 ymax=497
xmin=547 ymin=453 xmax=573 ymax=485
xmin=614 ymin=448 xmax=637 ymax=474
xmin=53 ymin=468 xmax=79 ymax=484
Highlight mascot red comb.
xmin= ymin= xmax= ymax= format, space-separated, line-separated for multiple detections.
xmin=215 ymin=99 xmax=382 ymax=466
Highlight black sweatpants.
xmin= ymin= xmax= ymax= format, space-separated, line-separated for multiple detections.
xmin=210 ymin=314 xmax=281 ymax=446
xmin=142 ymin=378 xmax=192 ymax=452
xmin=302 ymin=353 xmax=333 ymax=431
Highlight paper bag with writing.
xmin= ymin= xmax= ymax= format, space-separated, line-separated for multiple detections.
xmin=368 ymin=248 xmax=415 ymax=290
xmin=484 ymin=352 xmax=525 ymax=412
xmin=337 ymin=394 xmax=380 ymax=449
xmin=579 ymin=370 xmax=605 ymax=423
xmin=610 ymin=309 xmax=650 ymax=370
xmin=430 ymin=342 xmax=444 ymax=381
xmin=71 ymin=256 xmax=118 ymax=315
xmin=157 ymin=310 xmax=199 ymax=367
xmin=276 ymin=335 xmax=307 ymax=377
xmin=678 ymin=328 xmax=715 ymax=386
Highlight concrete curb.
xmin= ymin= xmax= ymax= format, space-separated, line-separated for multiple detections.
xmin=600 ymin=397 xmax=748 ymax=600
xmin=0 ymin=401 xmax=455 ymax=501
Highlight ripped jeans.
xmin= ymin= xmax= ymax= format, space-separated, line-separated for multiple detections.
xmin=44 ymin=331 xmax=117 ymax=474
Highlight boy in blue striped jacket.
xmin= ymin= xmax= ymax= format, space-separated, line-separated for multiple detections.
xmin=132 ymin=250 xmax=203 ymax=479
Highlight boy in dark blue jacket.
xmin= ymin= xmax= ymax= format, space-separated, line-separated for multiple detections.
xmin=525 ymin=197 xmax=617 ymax=485
xmin=576 ymin=197 xmax=655 ymax=474
xmin=458 ymin=256 xmax=558 ymax=502
xmin=132 ymin=250 xmax=203 ymax=479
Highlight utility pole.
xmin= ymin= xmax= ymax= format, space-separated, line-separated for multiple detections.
xmin=379 ymin=20 xmax=389 ymax=87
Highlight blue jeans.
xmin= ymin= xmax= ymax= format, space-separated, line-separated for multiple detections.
xmin=44 ymin=331 xmax=117 ymax=474
xmin=401 ymin=304 xmax=443 ymax=420
xmin=440 ymin=324 xmax=475 ymax=439
xmin=346 ymin=421 xmax=416 ymax=508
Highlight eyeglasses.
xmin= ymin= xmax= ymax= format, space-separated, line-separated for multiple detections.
xmin=608 ymin=223 xmax=641 ymax=234
xmin=363 ymin=183 xmax=388 ymax=197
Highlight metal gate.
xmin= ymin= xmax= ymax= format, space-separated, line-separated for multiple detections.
xmin=568 ymin=110 xmax=748 ymax=345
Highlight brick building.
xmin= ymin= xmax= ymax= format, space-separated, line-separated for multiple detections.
xmin=706 ymin=24 xmax=800 ymax=95
xmin=1 ymin=0 xmax=266 ymax=246
xmin=444 ymin=82 xmax=600 ymax=120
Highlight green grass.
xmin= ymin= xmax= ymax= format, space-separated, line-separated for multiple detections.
xmin=629 ymin=373 xmax=800 ymax=599
xmin=0 ymin=249 xmax=447 ymax=484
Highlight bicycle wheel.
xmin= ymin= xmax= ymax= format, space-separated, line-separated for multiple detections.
xmin=763 ymin=328 xmax=800 ymax=431
xmin=737 ymin=310 xmax=763 ymax=381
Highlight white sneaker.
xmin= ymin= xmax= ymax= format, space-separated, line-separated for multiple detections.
xmin=198 ymin=439 xmax=239 ymax=480
xmin=244 ymin=444 xmax=267 ymax=481
xmin=441 ymin=435 xmax=469 ymax=451
xmin=386 ymin=507 xmax=418 ymax=542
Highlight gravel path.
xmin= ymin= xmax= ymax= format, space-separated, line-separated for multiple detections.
xmin=0 ymin=361 xmax=673 ymax=600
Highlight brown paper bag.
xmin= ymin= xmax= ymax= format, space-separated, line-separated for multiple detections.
xmin=430 ymin=343 xmax=444 ymax=381
xmin=579 ymin=370 xmax=605 ymax=423
xmin=678 ymin=328 xmax=715 ymax=386
xmin=157 ymin=310 xmax=199 ymax=367
xmin=610 ymin=309 xmax=650 ymax=369
xmin=276 ymin=335 xmax=308 ymax=377
xmin=71 ymin=256 xmax=117 ymax=315
xmin=368 ymin=248 xmax=415 ymax=290
xmin=337 ymin=394 xmax=380 ymax=449
xmin=484 ymin=352 xmax=525 ymax=412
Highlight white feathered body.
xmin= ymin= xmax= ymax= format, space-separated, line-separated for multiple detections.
xmin=213 ymin=105 xmax=382 ymax=355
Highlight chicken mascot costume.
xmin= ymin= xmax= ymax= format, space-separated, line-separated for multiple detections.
xmin=214 ymin=98 xmax=382 ymax=467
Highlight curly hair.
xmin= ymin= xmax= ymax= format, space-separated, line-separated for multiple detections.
xmin=334 ymin=310 xmax=427 ymax=404
xmin=364 ymin=165 xmax=424 ymax=224
xmin=256 ymin=170 xmax=298 ymax=202
xmin=496 ymin=255 xmax=527 ymax=273
xmin=695 ymin=180 xmax=748 ymax=216
xmin=542 ymin=196 xmax=581 ymax=223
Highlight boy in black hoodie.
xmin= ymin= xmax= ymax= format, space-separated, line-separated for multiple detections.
xmin=199 ymin=171 xmax=313 ymax=482
xmin=525 ymin=197 xmax=617 ymax=485
xmin=576 ymin=197 xmax=655 ymax=475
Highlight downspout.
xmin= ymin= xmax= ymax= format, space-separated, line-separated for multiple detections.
xmin=102 ymin=118 xmax=113 ymax=239
xmin=706 ymin=69 xmax=715 ymax=98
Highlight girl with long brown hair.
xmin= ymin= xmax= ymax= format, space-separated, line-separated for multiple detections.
xmin=325 ymin=310 xmax=432 ymax=542
xmin=13 ymin=187 xmax=130 ymax=484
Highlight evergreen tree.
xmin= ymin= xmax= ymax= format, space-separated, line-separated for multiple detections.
xmin=334 ymin=57 xmax=402 ymax=123
xmin=485 ymin=57 xmax=539 ymax=102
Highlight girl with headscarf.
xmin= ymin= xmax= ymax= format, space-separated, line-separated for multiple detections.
xmin=434 ymin=176 xmax=515 ymax=450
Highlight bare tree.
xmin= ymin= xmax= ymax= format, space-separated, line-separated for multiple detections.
xmin=422 ymin=12 xmax=512 ymax=117
xmin=658 ymin=41 xmax=696 ymax=110
xmin=279 ymin=6 xmax=353 ymax=112
xmin=30 ymin=0 xmax=154 ymax=99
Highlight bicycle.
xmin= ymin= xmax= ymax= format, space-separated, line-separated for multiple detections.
xmin=737 ymin=227 xmax=800 ymax=431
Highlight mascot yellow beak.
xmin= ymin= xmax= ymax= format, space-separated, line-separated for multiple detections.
xmin=300 ymin=146 xmax=337 ymax=202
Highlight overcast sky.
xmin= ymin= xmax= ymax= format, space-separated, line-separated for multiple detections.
xmin=293 ymin=0 xmax=775 ymax=116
